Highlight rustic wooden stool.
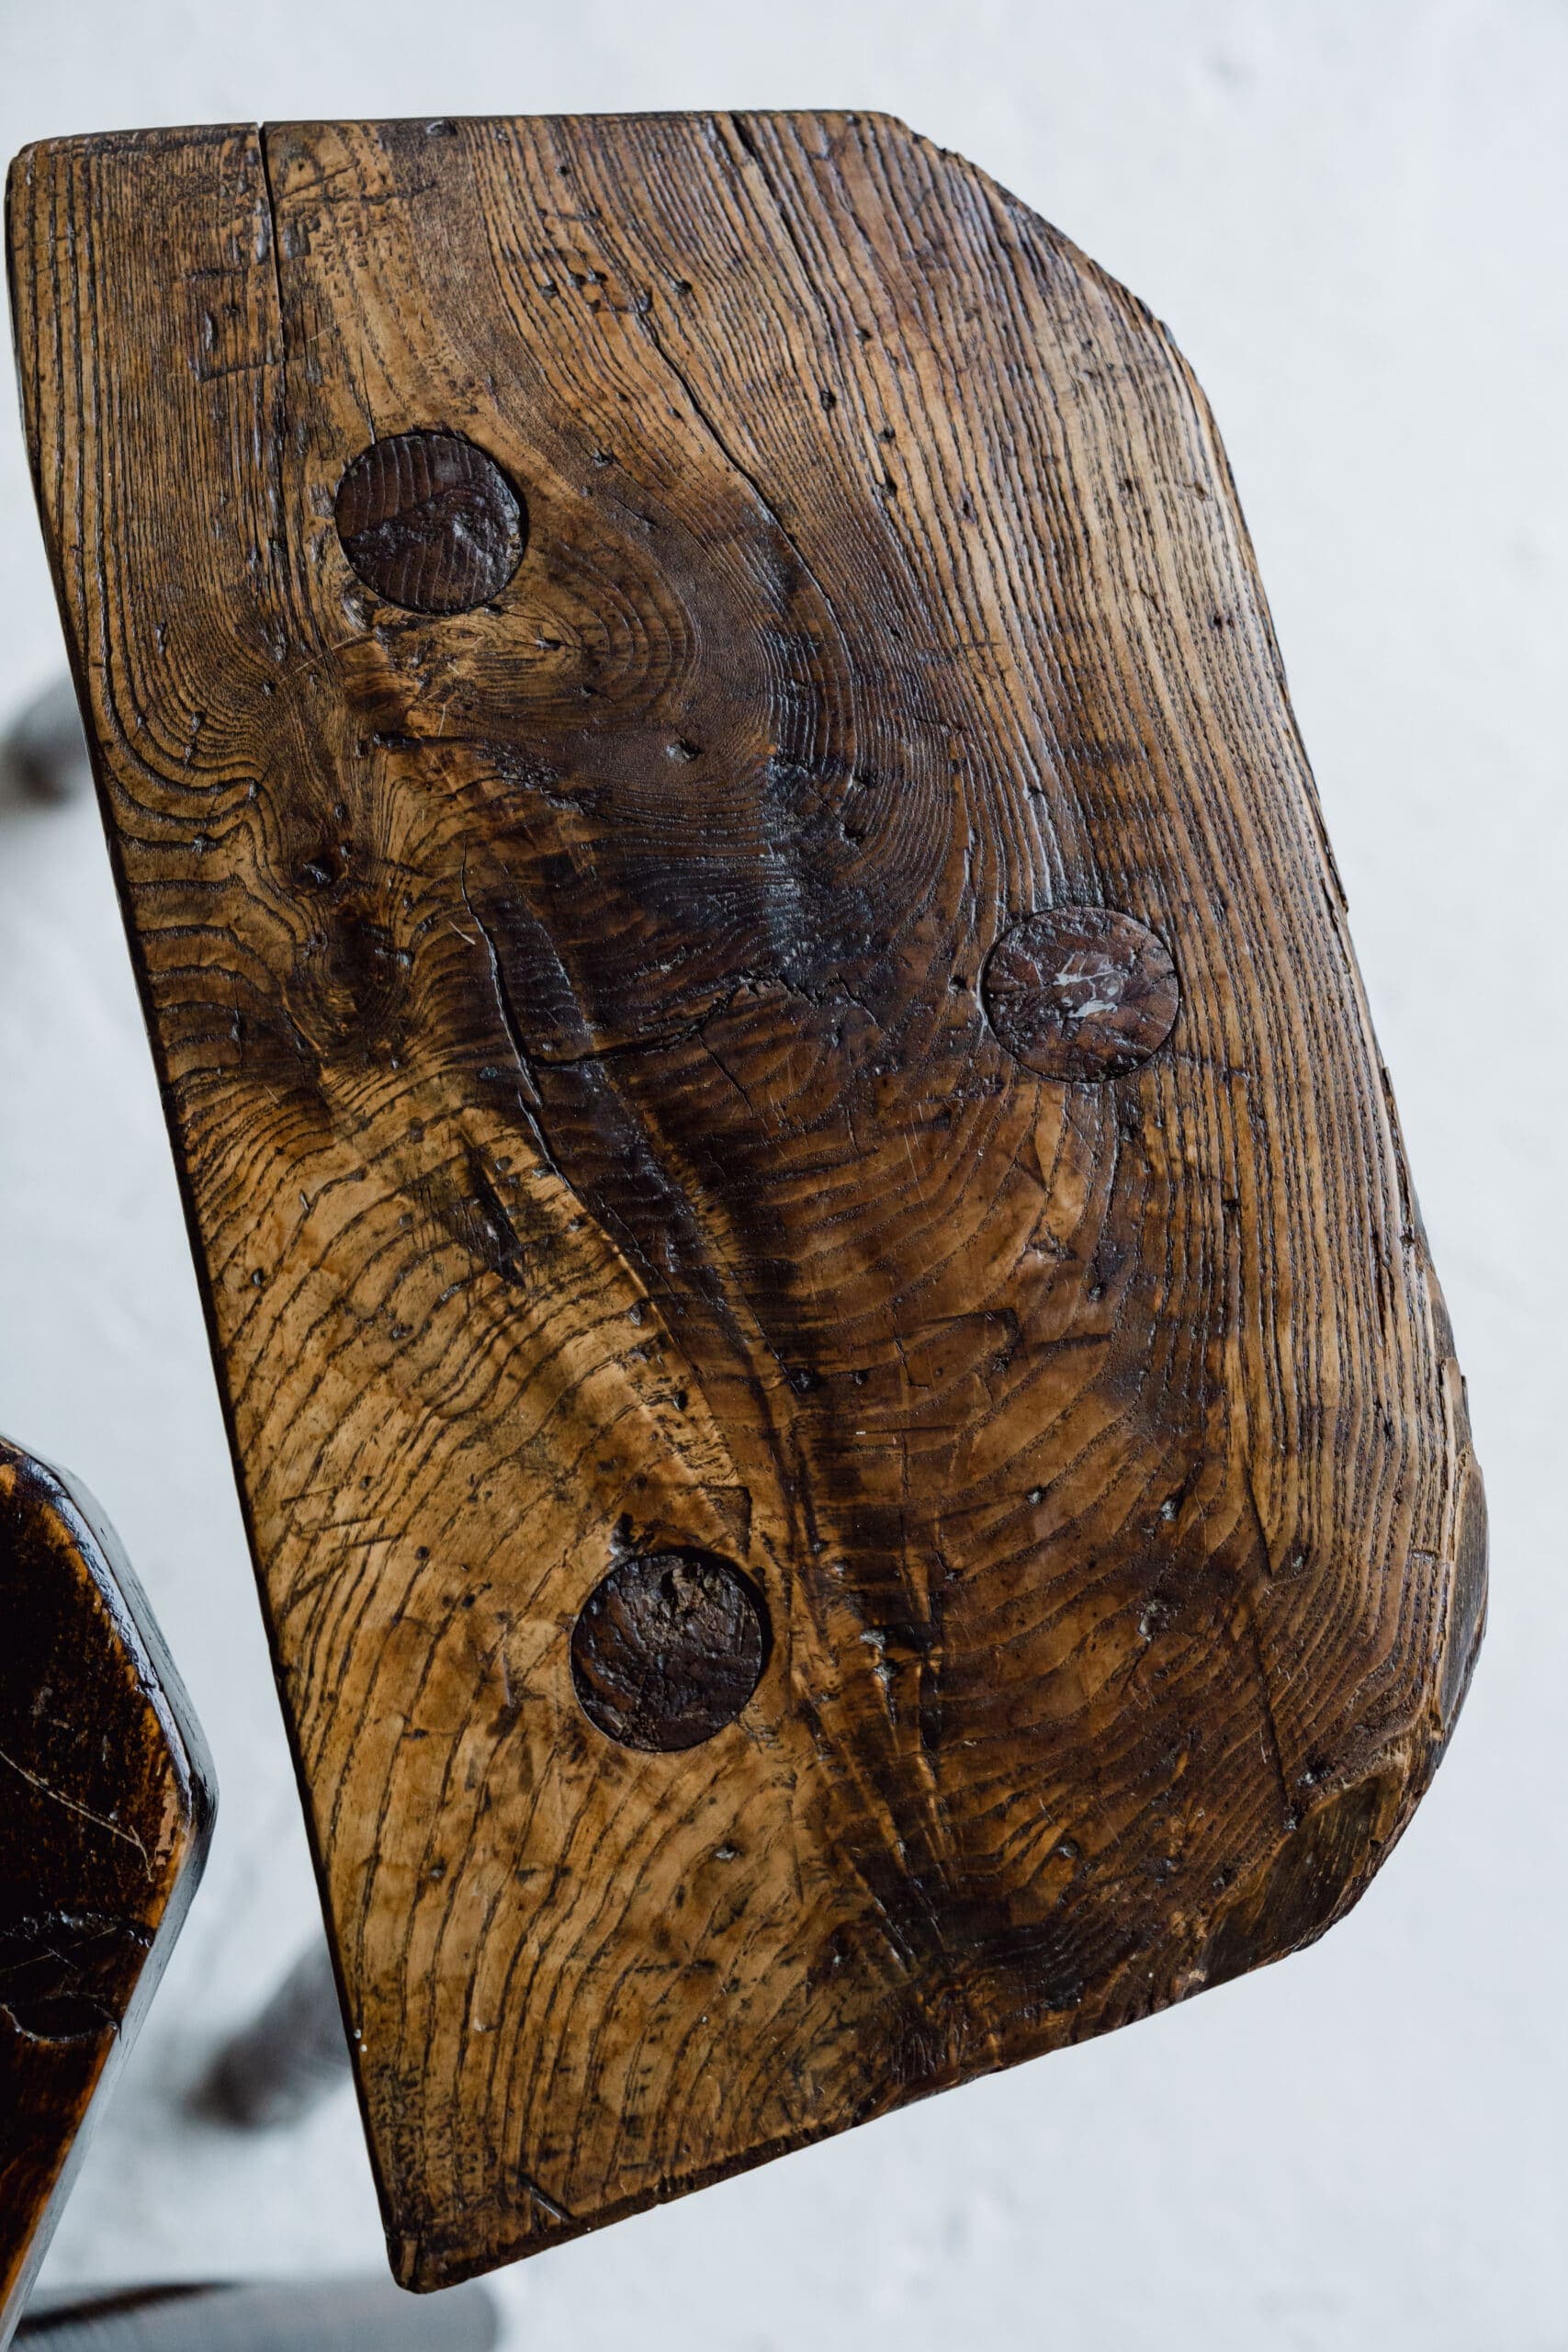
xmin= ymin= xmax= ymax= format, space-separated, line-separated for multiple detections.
xmin=7 ymin=110 xmax=1486 ymax=2295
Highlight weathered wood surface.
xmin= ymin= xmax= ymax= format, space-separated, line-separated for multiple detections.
xmin=8 ymin=112 xmax=1485 ymax=2288
xmin=0 ymin=1441 xmax=213 ymax=2346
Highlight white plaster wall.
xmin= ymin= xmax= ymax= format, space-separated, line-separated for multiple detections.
xmin=1 ymin=4 xmax=1562 ymax=2345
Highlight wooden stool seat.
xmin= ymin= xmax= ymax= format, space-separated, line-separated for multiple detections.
xmin=8 ymin=111 xmax=1485 ymax=2290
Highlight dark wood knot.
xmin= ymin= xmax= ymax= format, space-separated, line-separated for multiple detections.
xmin=334 ymin=430 xmax=525 ymax=614
xmin=981 ymin=905 xmax=1179 ymax=1080
xmin=570 ymin=1551 xmax=769 ymax=1752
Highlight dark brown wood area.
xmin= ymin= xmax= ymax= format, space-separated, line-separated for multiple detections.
xmin=8 ymin=112 xmax=1484 ymax=2289
xmin=0 ymin=1442 xmax=213 ymax=2346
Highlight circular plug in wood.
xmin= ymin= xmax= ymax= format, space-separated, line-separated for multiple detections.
xmin=570 ymin=1551 xmax=768 ymax=1752
xmin=982 ymin=905 xmax=1179 ymax=1080
xmin=334 ymin=430 xmax=525 ymax=614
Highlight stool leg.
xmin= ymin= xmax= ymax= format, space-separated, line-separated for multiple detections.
xmin=17 ymin=2277 xmax=500 ymax=2348
xmin=195 ymin=1942 xmax=352 ymax=2130
xmin=0 ymin=677 xmax=92 ymax=805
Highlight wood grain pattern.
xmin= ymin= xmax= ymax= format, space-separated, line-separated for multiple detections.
xmin=0 ymin=1441 xmax=212 ymax=2346
xmin=8 ymin=112 xmax=1485 ymax=2290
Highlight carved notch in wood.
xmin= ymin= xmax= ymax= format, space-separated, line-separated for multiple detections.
xmin=8 ymin=112 xmax=1484 ymax=2290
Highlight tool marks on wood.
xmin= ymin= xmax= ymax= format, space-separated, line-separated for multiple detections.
xmin=9 ymin=111 xmax=1483 ymax=2288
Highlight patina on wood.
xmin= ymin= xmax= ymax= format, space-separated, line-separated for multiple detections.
xmin=8 ymin=112 xmax=1485 ymax=2290
xmin=0 ymin=1441 xmax=213 ymax=2346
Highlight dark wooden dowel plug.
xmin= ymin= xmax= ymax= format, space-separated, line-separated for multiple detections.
xmin=334 ymin=432 xmax=525 ymax=614
xmin=981 ymin=905 xmax=1180 ymax=1080
xmin=570 ymin=1551 xmax=769 ymax=1751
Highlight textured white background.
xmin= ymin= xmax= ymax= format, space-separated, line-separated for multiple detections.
xmin=2 ymin=4 xmax=1563 ymax=2346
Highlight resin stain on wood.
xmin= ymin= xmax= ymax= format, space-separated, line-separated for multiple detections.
xmin=8 ymin=112 xmax=1483 ymax=2289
